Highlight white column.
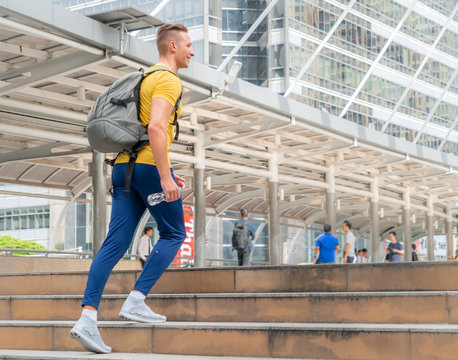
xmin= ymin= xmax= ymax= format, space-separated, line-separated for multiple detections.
xmin=91 ymin=150 xmax=106 ymax=256
xmin=446 ymin=208 xmax=455 ymax=260
xmin=326 ymin=165 xmax=336 ymax=232
xmin=268 ymin=150 xmax=281 ymax=265
xmin=403 ymin=186 xmax=412 ymax=262
xmin=370 ymin=177 xmax=380 ymax=262
xmin=427 ymin=195 xmax=434 ymax=261
xmin=193 ymin=130 xmax=206 ymax=267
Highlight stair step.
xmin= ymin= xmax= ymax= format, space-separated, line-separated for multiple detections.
xmin=0 ymin=349 xmax=304 ymax=360
xmin=0 ymin=320 xmax=457 ymax=359
xmin=1 ymin=291 xmax=456 ymax=324
xmin=2 ymin=262 xmax=458 ymax=295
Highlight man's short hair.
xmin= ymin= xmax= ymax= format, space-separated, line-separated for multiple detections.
xmin=156 ymin=23 xmax=188 ymax=56
xmin=343 ymin=220 xmax=352 ymax=229
xmin=389 ymin=231 xmax=396 ymax=237
xmin=323 ymin=224 xmax=331 ymax=232
xmin=240 ymin=208 xmax=249 ymax=218
xmin=362 ymin=248 xmax=368 ymax=253
xmin=144 ymin=226 xmax=153 ymax=234
xmin=412 ymin=243 xmax=416 ymax=250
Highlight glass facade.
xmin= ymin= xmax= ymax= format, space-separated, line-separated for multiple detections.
xmin=54 ymin=0 xmax=458 ymax=155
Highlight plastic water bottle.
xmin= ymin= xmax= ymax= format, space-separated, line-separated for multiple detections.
xmin=147 ymin=189 xmax=182 ymax=206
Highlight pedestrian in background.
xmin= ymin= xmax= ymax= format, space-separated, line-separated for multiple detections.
xmin=386 ymin=231 xmax=404 ymax=262
xmin=313 ymin=224 xmax=340 ymax=264
xmin=342 ymin=220 xmax=356 ymax=264
xmin=137 ymin=226 xmax=153 ymax=268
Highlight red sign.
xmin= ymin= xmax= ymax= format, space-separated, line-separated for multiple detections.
xmin=173 ymin=206 xmax=194 ymax=267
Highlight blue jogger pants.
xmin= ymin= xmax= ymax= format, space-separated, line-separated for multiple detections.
xmin=82 ymin=163 xmax=186 ymax=309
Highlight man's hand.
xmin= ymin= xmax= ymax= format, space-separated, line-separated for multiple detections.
xmin=161 ymin=175 xmax=180 ymax=202
xmin=343 ymin=257 xmax=347 ymax=264
xmin=175 ymin=174 xmax=186 ymax=190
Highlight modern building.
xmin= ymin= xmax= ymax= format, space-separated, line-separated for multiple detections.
xmin=55 ymin=0 xmax=457 ymax=155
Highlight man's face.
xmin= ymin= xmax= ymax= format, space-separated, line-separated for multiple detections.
xmin=388 ymin=233 xmax=396 ymax=242
xmin=146 ymin=229 xmax=153 ymax=237
xmin=342 ymin=224 xmax=347 ymax=232
xmin=174 ymin=32 xmax=194 ymax=69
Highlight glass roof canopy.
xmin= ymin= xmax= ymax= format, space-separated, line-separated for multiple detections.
xmin=0 ymin=0 xmax=457 ymax=237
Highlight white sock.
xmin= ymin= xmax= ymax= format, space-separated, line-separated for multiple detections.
xmin=82 ymin=309 xmax=97 ymax=322
xmin=129 ymin=290 xmax=146 ymax=301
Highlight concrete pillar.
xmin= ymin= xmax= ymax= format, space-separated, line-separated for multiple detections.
xmin=268 ymin=149 xmax=281 ymax=265
xmin=446 ymin=210 xmax=455 ymax=260
xmin=268 ymin=181 xmax=280 ymax=265
xmin=91 ymin=150 xmax=106 ymax=256
xmin=369 ymin=177 xmax=379 ymax=262
xmin=403 ymin=208 xmax=412 ymax=262
xmin=370 ymin=201 xmax=379 ymax=262
xmin=427 ymin=195 xmax=434 ymax=261
xmin=403 ymin=186 xmax=411 ymax=262
xmin=325 ymin=165 xmax=336 ymax=232
xmin=193 ymin=130 xmax=206 ymax=268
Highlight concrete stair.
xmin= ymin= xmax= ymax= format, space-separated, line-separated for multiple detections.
xmin=1 ymin=262 xmax=458 ymax=359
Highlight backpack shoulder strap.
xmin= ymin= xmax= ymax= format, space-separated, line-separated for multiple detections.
xmin=143 ymin=66 xmax=182 ymax=140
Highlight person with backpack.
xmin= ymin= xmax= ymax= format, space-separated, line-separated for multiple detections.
xmin=232 ymin=208 xmax=255 ymax=266
xmin=70 ymin=23 xmax=194 ymax=354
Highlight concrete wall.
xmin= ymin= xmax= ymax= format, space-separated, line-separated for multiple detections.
xmin=0 ymin=256 xmax=141 ymax=274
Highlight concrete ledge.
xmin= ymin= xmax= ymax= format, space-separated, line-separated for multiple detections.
xmin=0 ymin=291 xmax=453 ymax=324
xmin=2 ymin=261 xmax=458 ymax=295
xmin=0 ymin=256 xmax=141 ymax=274
xmin=0 ymin=350 xmax=305 ymax=360
xmin=1 ymin=321 xmax=458 ymax=359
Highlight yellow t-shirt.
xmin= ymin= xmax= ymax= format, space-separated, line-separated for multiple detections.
xmin=115 ymin=64 xmax=182 ymax=166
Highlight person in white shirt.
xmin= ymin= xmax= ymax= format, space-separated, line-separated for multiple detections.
xmin=342 ymin=220 xmax=356 ymax=264
xmin=137 ymin=226 xmax=153 ymax=268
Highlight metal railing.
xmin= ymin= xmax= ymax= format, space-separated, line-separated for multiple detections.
xmin=0 ymin=248 xmax=92 ymax=257
xmin=206 ymin=258 xmax=269 ymax=266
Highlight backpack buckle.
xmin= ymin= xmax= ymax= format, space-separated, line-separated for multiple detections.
xmin=110 ymin=97 xmax=127 ymax=108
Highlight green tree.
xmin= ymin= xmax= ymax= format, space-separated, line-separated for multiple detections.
xmin=0 ymin=235 xmax=47 ymax=256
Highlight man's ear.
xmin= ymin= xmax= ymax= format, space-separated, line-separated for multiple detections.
xmin=169 ymin=40 xmax=177 ymax=53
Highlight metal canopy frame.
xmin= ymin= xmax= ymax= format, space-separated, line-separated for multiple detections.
xmin=0 ymin=0 xmax=456 ymax=243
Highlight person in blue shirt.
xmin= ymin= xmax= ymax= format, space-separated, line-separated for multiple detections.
xmin=386 ymin=231 xmax=404 ymax=262
xmin=313 ymin=224 xmax=340 ymax=264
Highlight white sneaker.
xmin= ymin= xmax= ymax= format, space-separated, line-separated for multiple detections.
xmin=119 ymin=295 xmax=166 ymax=323
xmin=70 ymin=314 xmax=111 ymax=354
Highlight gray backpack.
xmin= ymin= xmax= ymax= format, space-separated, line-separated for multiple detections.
xmin=232 ymin=221 xmax=250 ymax=250
xmin=86 ymin=66 xmax=181 ymax=197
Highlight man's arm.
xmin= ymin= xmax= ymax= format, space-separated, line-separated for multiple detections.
xmin=148 ymin=97 xmax=180 ymax=202
xmin=343 ymin=242 xmax=350 ymax=263
xmin=313 ymin=246 xmax=320 ymax=262
xmin=393 ymin=247 xmax=405 ymax=255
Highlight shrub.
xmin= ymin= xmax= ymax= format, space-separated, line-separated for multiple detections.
xmin=0 ymin=235 xmax=47 ymax=256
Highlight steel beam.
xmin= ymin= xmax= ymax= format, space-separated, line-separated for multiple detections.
xmin=0 ymin=142 xmax=91 ymax=164
xmin=0 ymin=51 xmax=105 ymax=95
